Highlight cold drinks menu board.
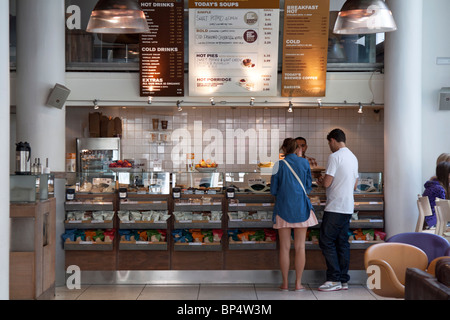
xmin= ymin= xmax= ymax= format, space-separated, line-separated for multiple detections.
xmin=139 ymin=0 xmax=184 ymax=97
xmin=188 ymin=0 xmax=280 ymax=96
xmin=281 ymin=0 xmax=329 ymax=97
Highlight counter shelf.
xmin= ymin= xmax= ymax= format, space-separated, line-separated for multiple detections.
xmin=119 ymin=240 xmax=168 ymax=251
xmin=228 ymin=241 xmax=276 ymax=250
xmin=173 ymin=171 xmax=224 ymax=191
xmin=64 ymin=219 xmax=114 ymax=229
xmin=64 ymin=240 xmax=114 ymax=251
xmin=174 ymin=220 xmax=222 ymax=229
xmin=174 ymin=242 xmax=222 ymax=251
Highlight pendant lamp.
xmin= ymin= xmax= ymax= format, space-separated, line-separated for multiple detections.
xmin=333 ymin=0 xmax=397 ymax=35
xmin=86 ymin=0 xmax=150 ymax=34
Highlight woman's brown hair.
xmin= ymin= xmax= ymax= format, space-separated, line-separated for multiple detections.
xmin=436 ymin=161 xmax=450 ymax=199
xmin=280 ymin=138 xmax=298 ymax=155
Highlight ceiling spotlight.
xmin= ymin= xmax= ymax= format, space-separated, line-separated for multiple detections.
xmin=147 ymin=96 xmax=152 ymax=104
xmin=317 ymin=99 xmax=323 ymax=108
xmin=288 ymin=101 xmax=293 ymax=113
xmin=250 ymin=97 xmax=255 ymax=106
xmin=177 ymin=100 xmax=182 ymax=112
xmin=93 ymin=99 xmax=99 ymax=110
xmin=358 ymin=102 xmax=363 ymax=114
xmin=334 ymin=0 xmax=397 ymax=35
xmin=210 ymin=97 xmax=215 ymax=106
xmin=86 ymin=0 xmax=150 ymax=34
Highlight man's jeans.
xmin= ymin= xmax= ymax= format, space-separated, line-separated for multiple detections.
xmin=319 ymin=211 xmax=351 ymax=283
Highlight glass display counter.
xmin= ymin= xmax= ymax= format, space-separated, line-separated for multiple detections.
xmin=10 ymin=174 xmax=54 ymax=203
xmin=173 ymin=171 xmax=223 ymax=194
xmin=224 ymin=172 xmax=271 ymax=194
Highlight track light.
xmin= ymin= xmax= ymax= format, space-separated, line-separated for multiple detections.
xmin=93 ymin=99 xmax=99 ymax=110
xmin=317 ymin=99 xmax=323 ymax=108
xmin=358 ymin=102 xmax=363 ymax=114
xmin=250 ymin=97 xmax=255 ymax=106
xmin=177 ymin=100 xmax=182 ymax=111
xmin=147 ymin=96 xmax=152 ymax=104
xmin=210 ymin=97 xmax=215 ymax=106
xmin=288 ymin=101 xmax=293 ymax=113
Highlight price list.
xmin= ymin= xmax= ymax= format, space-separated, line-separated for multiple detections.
xmin=188 ymin=0 xmax=279 ymax=96
xmin=281 ymin=0 xmax=329 ymax=97
xmin=139 ymin=0 xmax=184 ymax=97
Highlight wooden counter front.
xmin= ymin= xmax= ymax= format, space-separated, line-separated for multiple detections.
xmin=10 ymin=198 xmax=56 ymax=300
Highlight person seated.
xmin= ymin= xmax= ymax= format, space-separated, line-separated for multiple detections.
xmin=422 ymin=161 xmax=450 ymax=228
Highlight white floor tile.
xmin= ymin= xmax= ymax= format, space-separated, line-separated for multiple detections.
xmin=311 ymin=284 xmax=377 ymax=300
xmin=198 ymin=284 xmax=257 ymax=300
xmin=255 ymin=285 xmax=317 ymax=300
xmin=138 ymin=285 xmax=200 ymax=300
xmin=76 ymin=284 xmax=145 ymax=300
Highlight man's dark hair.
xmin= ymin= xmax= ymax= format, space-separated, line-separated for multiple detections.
xmin=327 ymin=128 xmax=346 ymax=143
xmin=295 ymin=137 xmax=307 ymax=143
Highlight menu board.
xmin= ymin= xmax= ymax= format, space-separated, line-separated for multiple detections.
xmin=188 ymin=0 xmax=279 ymax=96
xmin=139 ymin=0 xmax=184 ymax=97
xmin=281 ymin=0 xmax=329 ymax=97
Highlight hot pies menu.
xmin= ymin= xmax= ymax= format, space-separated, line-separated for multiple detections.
xmin=139 ymin=0 xmax=184 ymax=97
xmin=188 ymin=0 xmax=279 ymax=96
xmin=281 ymin=0 xmax=330 ymax=97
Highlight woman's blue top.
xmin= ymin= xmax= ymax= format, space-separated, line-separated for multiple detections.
xmin=270 ymin=153 xmax=313 ymax=223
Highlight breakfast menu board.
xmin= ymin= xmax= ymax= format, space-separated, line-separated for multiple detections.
xmin=139 ymin=0 xmax=184 ymax=97
xmin=281 ymin=0 xmax=330 ymax=97
xmin=188 ymin=0 xmax=280 ymax=96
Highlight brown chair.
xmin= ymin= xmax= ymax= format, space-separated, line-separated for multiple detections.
xmin=364 ymin=242 xmax=429 ymax=298
xmin=435 ymin=198 xmax=450 ymax=237
xmin=416 ymin=195 xmax=433 ymax=232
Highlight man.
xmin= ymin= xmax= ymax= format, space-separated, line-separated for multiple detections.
xmin=316 ymin=128 xmax=358 ymax=292
xmin=295 ymin=137 xmax=318 ymax=168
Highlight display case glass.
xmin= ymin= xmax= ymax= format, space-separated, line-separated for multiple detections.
xmin=67 ymin=171 xmax=171 ymax=195
xmin=224 ymin=172 xmax=272 ymax=194
xmin=173 ymin=172 xmax=223 ymax=194
xmin=355 ymin=172 xmax=383 ymax=194
xmin=10 ymin=174 xmax=55 ymax=202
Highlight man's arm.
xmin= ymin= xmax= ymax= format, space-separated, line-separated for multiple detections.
xmin=317 ymin=174 xmax=334 ymax=188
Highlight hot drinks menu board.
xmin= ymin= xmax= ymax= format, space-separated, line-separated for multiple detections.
xmin=188 ymin=0 xmax=279 ymax=96
xmin=139 ymin=0 xmax=184 ymax=97
xmin=281 ymin=0 xmax=330 ymax=97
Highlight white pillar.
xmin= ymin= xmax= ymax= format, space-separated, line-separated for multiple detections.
xmin=16 ymin=0 xmax=66 ymax=171
xmin=384 ymin=0 xmax=423 ymax=236
xmin=16 ymin=0 xmax=66 ymax=287
xmin=0 ymin=0 xmax=10 ymax=300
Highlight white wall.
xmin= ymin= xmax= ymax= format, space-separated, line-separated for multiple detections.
xmin=421 ymin=0 xmax=450 ymax=184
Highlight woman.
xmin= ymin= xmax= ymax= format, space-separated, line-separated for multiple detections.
xmin=271 ymin=138 xmax=318 ymax=291
xmin=423 ymin=161 xmax=450 ymax=228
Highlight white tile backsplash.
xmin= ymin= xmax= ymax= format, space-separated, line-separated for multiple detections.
xmin=66 ymin=106 xmax=384 ymax=173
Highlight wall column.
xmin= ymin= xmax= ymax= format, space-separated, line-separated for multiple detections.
xmin=0 ymin=0 xmax=10 ymax=300
xmin=16 ymin=0 xmax=66 ymax=287
xmin=16 ymin=0 xmax=66 ymax=171
xmin=384 ymin=0 xmax=423 ymax=236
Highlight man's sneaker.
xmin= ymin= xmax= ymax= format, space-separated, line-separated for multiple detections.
xmin=341 ymin=283 xmax=348 ymax=290
xmin=318 ymin=281 xmax=342 ymax=291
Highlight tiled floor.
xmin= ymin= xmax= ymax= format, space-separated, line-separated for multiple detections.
xmin=53 ymin=283 xmax=399 ymax=300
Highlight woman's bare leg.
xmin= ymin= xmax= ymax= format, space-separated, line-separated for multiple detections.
xmin=278 ymin=228 xmax=292 ymax=290
xmin=293 ymin=228 xmax=307 ymax=290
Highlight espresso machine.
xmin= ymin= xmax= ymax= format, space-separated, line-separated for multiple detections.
xmin=15 ymin=141 xmax=31 ymax=175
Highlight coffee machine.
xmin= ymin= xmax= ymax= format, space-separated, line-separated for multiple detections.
xmin=15 ymin=141 xmax=31 ymax=175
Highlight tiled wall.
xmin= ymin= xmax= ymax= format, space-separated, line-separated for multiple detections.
xmin=66 ymin=106 xmax=384 ymax=173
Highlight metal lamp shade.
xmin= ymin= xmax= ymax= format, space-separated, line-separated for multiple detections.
xmin=333 ymin=0 xmax=397 ymax=34
xmin=86 ymin=0 xmax=150 ymax=34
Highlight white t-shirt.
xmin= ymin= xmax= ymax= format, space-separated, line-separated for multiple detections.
xmin=325 ymin=147 xmax=359 ymax=214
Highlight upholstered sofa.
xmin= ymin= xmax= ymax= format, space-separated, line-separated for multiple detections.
xmin=405 ymin=257 xmax=450 ymax=300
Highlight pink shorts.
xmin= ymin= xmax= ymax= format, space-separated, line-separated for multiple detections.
xmin=273 ymin=211 xmax=318 ymax=229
